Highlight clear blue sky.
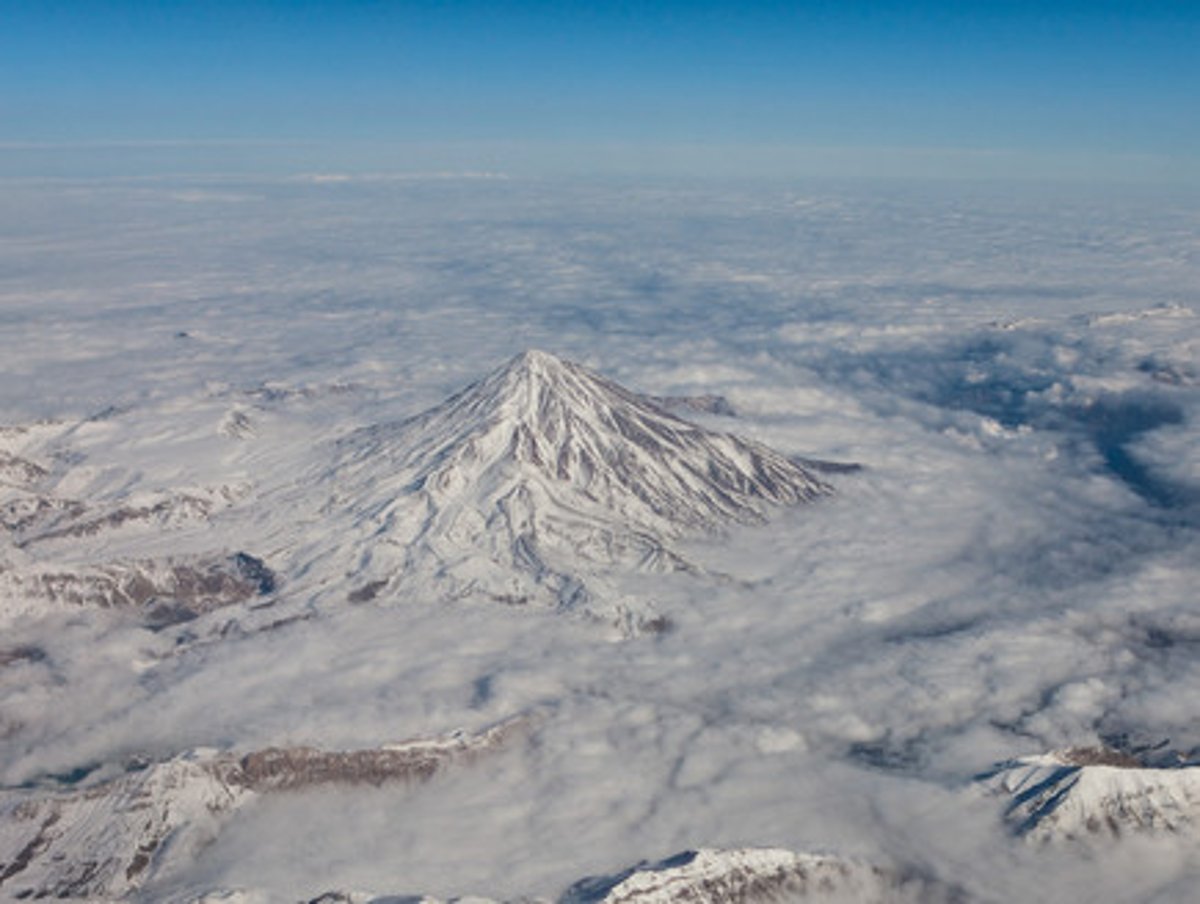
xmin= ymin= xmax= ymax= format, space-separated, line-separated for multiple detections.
xmin=2 ymin=1 xmax=1197 ymax=181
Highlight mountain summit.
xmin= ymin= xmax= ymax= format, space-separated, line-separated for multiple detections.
xmin=373 ymin=349 xmax=828 ymax=529
xmin=329 ymin=351 xmax=831 ymax=631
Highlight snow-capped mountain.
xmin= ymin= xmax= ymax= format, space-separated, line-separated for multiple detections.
xmin=559 ymin=847 xmax=962 ymax=903
xmin=325 ymin=351 xmax=830 ymax=630
xmin=0 ymin=717 xmax=529 ymax=899
xmin=0 ymin=752 xmax=252 ymax=899
xmin=979 ymin=746 xmax=1200 ymax=840
xmin=183 ymin=847 xmax=963 ymax=904
xmin=1 ymin=352 xmax=833 ymax=637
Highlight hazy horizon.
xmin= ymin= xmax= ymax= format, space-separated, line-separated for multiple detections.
xmin=2 ymin=1 xmax=1197 ymax=183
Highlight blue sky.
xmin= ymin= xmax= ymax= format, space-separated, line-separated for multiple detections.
xmin=1 ymin=1 xmax=1197 ymax=181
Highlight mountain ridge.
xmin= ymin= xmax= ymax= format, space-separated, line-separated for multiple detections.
xmin=979 ymin=746 xmax=1200 ymax=840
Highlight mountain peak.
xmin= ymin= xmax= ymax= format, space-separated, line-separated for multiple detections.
xmin=331 ymin=353 xmax=832 ymax=630
xmin=466 ymin=348 xmax=623 ymax=426
xmin=407 ymin=352 xmax=829 ymax=521
xmin=485 ymin=349 xmax=589 ymax=415
xmin=504 ymin=348 xmax=568 ymax=376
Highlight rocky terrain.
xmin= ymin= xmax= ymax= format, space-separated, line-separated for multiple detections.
xmin=0 ymin=717 xmax=530 ymax=899
xmin=0 ymin=552 xmax=275 ymax=628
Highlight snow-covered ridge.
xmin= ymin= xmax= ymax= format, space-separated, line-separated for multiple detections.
xmin=0 ymin=417 xmax=268 ymax=630
xmin=7 ymin=484 xmax=250 ymax=549
xmin=979 ymin=746 xmax=1200 ymax=840
xmin=0 ymin=717 xmax=530 ymax=900
xmin=272 ymin=847 xmax=962 ymax=904
xmin=327 ymin=351 xmax=830 ymax=630
xmin=559 ymin=847 xmax=961 ymax=904
xmin=0 ymin=552 xmax=275 ymax=626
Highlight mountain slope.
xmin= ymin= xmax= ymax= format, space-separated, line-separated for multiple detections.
xmin=0 ymin=552 xmax=275 ymax=627
xmin=0 ymin=717 xmax=530 ymax=899
xmin=327 ymin=351 xmax=830 ymax=630
xmin=560 ymin=847 xmax=962 ymax=903
xmin=979 ymin=747 xmax=1200 ymax=840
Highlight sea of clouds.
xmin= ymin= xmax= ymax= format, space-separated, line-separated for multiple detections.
xmin=0 ymin=174 xmax=1198 ymax=901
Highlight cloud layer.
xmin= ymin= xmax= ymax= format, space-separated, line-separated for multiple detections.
xmin=1 ymin=176 xmax=1198 ymax=901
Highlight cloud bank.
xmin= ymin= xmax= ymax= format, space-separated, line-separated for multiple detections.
xmin=0 ymin=176 xmax=1198 ymax=901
